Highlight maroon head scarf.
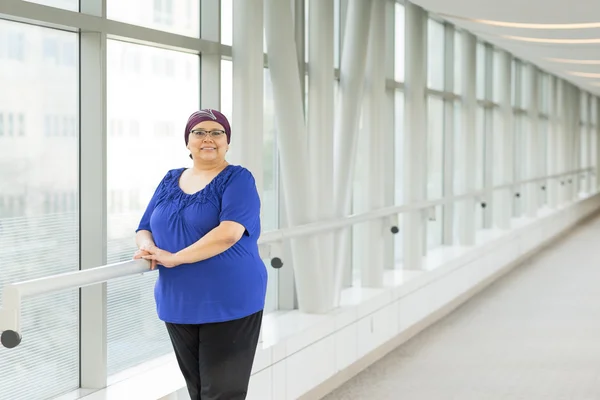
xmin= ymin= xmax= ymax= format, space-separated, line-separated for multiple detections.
xmin=184 ymin=109 xmax=231 ymax=145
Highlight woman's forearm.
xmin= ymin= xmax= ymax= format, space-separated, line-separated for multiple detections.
xmin=136 ymin=230 xmax=156 ymax=250
xmin=175 ymin=223 xmax=242 ymax=265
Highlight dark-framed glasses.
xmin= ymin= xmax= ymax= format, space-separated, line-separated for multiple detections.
xmin=190 ymin=129 xmax=226 ymax=138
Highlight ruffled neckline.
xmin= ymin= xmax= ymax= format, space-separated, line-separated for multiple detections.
xmin=156 ymin=165 xmax=236 ymax=213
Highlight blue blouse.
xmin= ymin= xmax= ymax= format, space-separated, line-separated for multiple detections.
xmin=136 ymin=165 xmax=268 ymax=324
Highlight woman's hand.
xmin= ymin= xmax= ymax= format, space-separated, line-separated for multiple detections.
xmin=140 ymin=246 xmax=180 ymax=270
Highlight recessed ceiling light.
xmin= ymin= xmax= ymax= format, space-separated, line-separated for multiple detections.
xmin=502 ymin=35 xmax=600 ymax=44
xmin=547 ymin=58 xmax=600 ymax=65
xmin=439 ymin=14 xmax=600 ymax=30
xmin=567 ymin=71 xmax=600 ymax=78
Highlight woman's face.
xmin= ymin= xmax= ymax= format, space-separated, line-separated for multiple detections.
xmin=187 ymin=120 xmax=228 ymax=162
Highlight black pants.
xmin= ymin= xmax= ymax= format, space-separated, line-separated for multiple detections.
xmin=165 ymin=310 xmax=263 ymax=400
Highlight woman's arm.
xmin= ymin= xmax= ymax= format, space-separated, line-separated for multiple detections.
xmin=141 ymin=221 xmax=245 ymax=268
xmin=136 ymin=230 xmax=156 ymax=250
xmin=175 ymin=221 xmax=245 ymax=264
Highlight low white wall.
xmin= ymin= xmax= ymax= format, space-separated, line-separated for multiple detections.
xmin=95 ymin=194 xmax=599 ymax=400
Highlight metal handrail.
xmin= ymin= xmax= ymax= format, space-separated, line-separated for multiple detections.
xmin=0 ymin=167 xmax=592 ymax=348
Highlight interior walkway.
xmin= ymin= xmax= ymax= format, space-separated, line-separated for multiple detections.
xmin=324 ymin=215 xmax=600 ymax=400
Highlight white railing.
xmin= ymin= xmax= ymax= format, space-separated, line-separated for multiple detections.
xmin=0 ymin=168 xmax=591 ymax=348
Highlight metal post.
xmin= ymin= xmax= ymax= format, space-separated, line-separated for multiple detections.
xmin=331 ymin=0 xmax=372 ymax=296
xmin=442 ymin=23 xmax=455 ymax=245
xmin=200 ymin=0 xmax=221 ymax=109
xmin=493 ymin=50 xmax=512 ymax=229
xmin=80 ymin=0 xmax=108 ymax=389
xmin=233 ymin=0 xmax=264 ymax=193
xmin=403 ymin=1 xmax=427 ymax=267
xmin=359 ymin=0 xmax=386 ymax=287
xmin=457 ymin=31 xmax=476 ymax=245
xmin=526 ymin=64 xmax=539 ymax=218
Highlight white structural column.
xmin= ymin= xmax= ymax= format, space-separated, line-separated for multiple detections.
xmin=557 ymin=80 xmax=568 ymax=205
xmin=332 ymin=0 xmax=372 ymax=297
xmin=493 ymin=50 xmax=512 ymax=230
xmin=308 ymin=0 xmax=335 ymax=302
xmin=571 ymin=86 xmax=580 ymax=200
xmin=483 ymin=44 xmax=494 ymax=228
xmin=265 ymin=0 xmax=324 ymax=312
xmin=525 ymin=64 xmax=539 ymax=218
xmin=382 ymin=0 xmax=396 ymax=269
xmin=200 ymin=0 xmax=220 ymax=109
xmin=358 ymin=0 xmax=386 ymax=287
xmin=79 ymin=0 xmax=107 ymax=389
xmin=457 ymin=31 xmax=477 ymax=245
xmin=403 ymin=1 xmax=427 ymax=267
xmin=586 ymin=93 xmax=593 ymax=193
xmin=442 ymin=23 xmax=455 ymax=244
xmin=233 ymin=0 xmax=264 ymax=193
xmin=547 ymin=76 xmax=559 ymax=208
xmin=597 ymin=99 xmax=600 ymax=189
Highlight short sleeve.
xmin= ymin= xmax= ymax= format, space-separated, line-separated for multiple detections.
xmin=219 ymin=168 xmax=261 ymax=236
xmin=135 ymin=170 xmax=172 ymax=233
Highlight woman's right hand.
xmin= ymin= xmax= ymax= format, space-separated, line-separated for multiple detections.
xmin=133 ymin=248 xmax=157 ymax=270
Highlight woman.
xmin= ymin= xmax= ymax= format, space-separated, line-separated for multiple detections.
xmin=133 ymin=109 xmax=267 ymax=400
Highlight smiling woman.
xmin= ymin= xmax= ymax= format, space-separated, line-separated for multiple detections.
xmin=133 ymin=108 xmax=268 ymax=400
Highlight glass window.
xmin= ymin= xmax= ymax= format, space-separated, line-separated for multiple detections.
xmin=0 ymin=21 xmax=79 ymax=400
xmin=221 ymin=0 xmax=233 ymax=46
xmin=476 ymin=106 xmax=485 ymax=191
xmin=453 ymin=101 xmax=462 ymax=194
xmin=513 ymin=113 xmax=526 ymax=217
xmin=427 ymin=19 xmax=444 ymax=90
xmin=476 ymin=42 xmax=485 ymax=100
xmin=492 ymin=50 xmax=503 ymax=104
xmin=427 ymin=96 xmax=444 ymax=200
xmin=453 ymin=31 xmax=462 ymax=95
xmin=106 ymin=40 xmax=200 ymax=376
xmin=107 ymin=0 xmax=199 ymax=37
xmin=394 ymin=3 xmax=405 ymax=82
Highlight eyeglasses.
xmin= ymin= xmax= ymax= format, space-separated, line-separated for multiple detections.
xmin=190 ymin=129 xmax=226 ymax=138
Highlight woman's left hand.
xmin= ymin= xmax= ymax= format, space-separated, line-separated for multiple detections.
xmin=141 ymin=247 xmax=181 ymax=269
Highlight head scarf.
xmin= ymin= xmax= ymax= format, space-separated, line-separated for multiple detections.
xmin=184 ymin=109 xmax=231 ymax=145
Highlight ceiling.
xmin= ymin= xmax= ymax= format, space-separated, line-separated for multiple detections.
xmin=412 ymin=0 xmax=600 ymax=95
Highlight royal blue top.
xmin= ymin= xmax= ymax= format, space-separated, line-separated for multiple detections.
xmin=136 ymin=165 xmax=268 ymax=324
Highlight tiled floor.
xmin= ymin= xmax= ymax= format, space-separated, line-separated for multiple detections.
xmin=324 ymin=216 xmax=600 ymax=400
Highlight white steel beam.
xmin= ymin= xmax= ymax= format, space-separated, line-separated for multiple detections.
xmin=332 ymin=0 xmax=372 ymax=297
xmin=493 ymin=51 xmax=513 ymax=230
xmin=547 ymin=76 xmax=560 ymax=208
xmin=79 ymin=0 xmax=108 ymax=389
xmin=526 ymin=64 xmax=539 ymax=218
xmin=457 ymin=31 xmax=477 ymax=245
xmin=359 ymin=0 xmax=386 ymax=287
xmin=308 ymin=0 xmax=335 ymax=299
xmin=442 ymin=23 xmax=455 ymax=245
xmin=233 ymin=0 xmax=263 ymax=192
xmin=402 ymin=1 xmax=427 ymax=268
xmin=264 ymin=0 xmax=324 ymax=313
